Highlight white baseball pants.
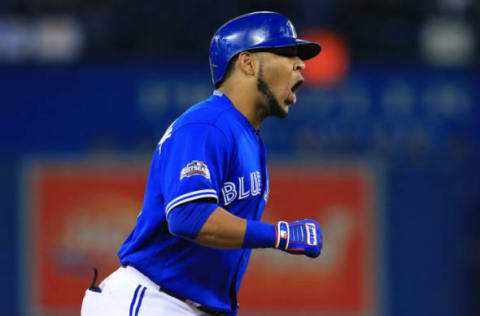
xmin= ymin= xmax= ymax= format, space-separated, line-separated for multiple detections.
xmin=81 ymin=266 xmax=209 ymax=316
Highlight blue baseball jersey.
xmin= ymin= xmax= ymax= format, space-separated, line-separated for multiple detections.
xmin=118 ymin=90 xmax=269 ymax=314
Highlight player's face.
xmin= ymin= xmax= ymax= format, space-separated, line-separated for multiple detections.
xmin=255 ymin=47 xmax=305 ymax=118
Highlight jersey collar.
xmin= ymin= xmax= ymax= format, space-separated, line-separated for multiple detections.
xmin=212 ymin=90 xmax=260 ymax=136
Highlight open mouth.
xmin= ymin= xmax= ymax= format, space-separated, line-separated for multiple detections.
xmin=286 ymin=80 xmax=304 ymax=105
xmin=291 ymin=80 xmax=304 ymax=93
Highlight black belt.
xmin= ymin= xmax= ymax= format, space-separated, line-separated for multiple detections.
xmin=160 ymin=287 xmax=229 ymax=316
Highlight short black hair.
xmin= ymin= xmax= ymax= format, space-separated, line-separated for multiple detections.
xmin=215 ymin=54 xmax=239 ymax=89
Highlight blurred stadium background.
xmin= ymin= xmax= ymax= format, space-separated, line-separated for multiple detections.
xmin=0 ymin=0 xmax=479 ymax=315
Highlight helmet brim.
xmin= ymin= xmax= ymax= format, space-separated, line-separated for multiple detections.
xmin=294 ymin=40 xmax=322 ymax=60
xmin=248 ymin=39 xmax=321 ymax=61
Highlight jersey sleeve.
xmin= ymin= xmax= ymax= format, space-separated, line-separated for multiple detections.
xmin=158 ymin=123 xmax=231 ymax=216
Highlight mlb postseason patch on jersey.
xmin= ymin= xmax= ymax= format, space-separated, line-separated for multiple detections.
xmin=180 ymin=160 xmax=211 ymax=180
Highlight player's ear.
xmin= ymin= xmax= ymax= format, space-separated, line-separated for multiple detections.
xmin=237 ymin=51 xmax=256 ymax=77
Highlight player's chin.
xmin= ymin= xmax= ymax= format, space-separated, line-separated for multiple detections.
xmin=283 ymin=100 xmax=292 ymax=113
xmin=273 ymin=102 xmax=289 ymax=119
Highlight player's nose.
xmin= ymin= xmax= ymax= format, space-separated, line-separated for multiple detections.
xmin=293 ymin=57 xmax=306 ymax=72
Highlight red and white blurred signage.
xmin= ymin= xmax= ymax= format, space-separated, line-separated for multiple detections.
xmin=23 ymin=160 xmax=380 ymax=316
xmin=23 ymin=161 xmax=148 ymax=315
xmin=239 ymin=165 xmax=379 ymax=316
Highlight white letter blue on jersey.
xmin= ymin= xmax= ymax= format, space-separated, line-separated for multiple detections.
xmin=118 ymin=91 xmax=269 ymax=314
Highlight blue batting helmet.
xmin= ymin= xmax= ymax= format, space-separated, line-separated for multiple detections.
xmin=209 ymin=11 xmax=321 ymax=87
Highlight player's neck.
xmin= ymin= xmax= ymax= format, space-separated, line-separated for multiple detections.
xmin=218 ymin=86 xmax=265 ymax=130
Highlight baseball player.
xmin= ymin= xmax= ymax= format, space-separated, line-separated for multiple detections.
xmin=81 ymin=11 xmax=323 ymax=316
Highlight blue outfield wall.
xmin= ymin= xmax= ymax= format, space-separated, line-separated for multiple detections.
xmin=1 ymin=61 xmax=479 ymax=315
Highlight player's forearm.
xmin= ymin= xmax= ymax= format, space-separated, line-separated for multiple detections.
xmin=195 ymin=207 xmax=247 ymax=249
xmin=169 ymin=202 xmax=323 ymax=257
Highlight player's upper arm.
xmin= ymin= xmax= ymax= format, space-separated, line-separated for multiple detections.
xmin=166 ymin=199 xmax=218 ymax=240
xmin=159 ymin=123 xmax=232 ymax=217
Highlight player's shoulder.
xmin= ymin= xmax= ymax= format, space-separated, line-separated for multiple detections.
xmin=172 ymin=92 xmax=236 ymax=134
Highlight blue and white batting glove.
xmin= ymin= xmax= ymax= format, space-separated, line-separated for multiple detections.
xmin=274 ymin=219 xmax=323 ymax=258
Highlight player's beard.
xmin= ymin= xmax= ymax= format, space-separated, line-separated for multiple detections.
xmin=256 ymin=62 xmax=288 ymax=119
